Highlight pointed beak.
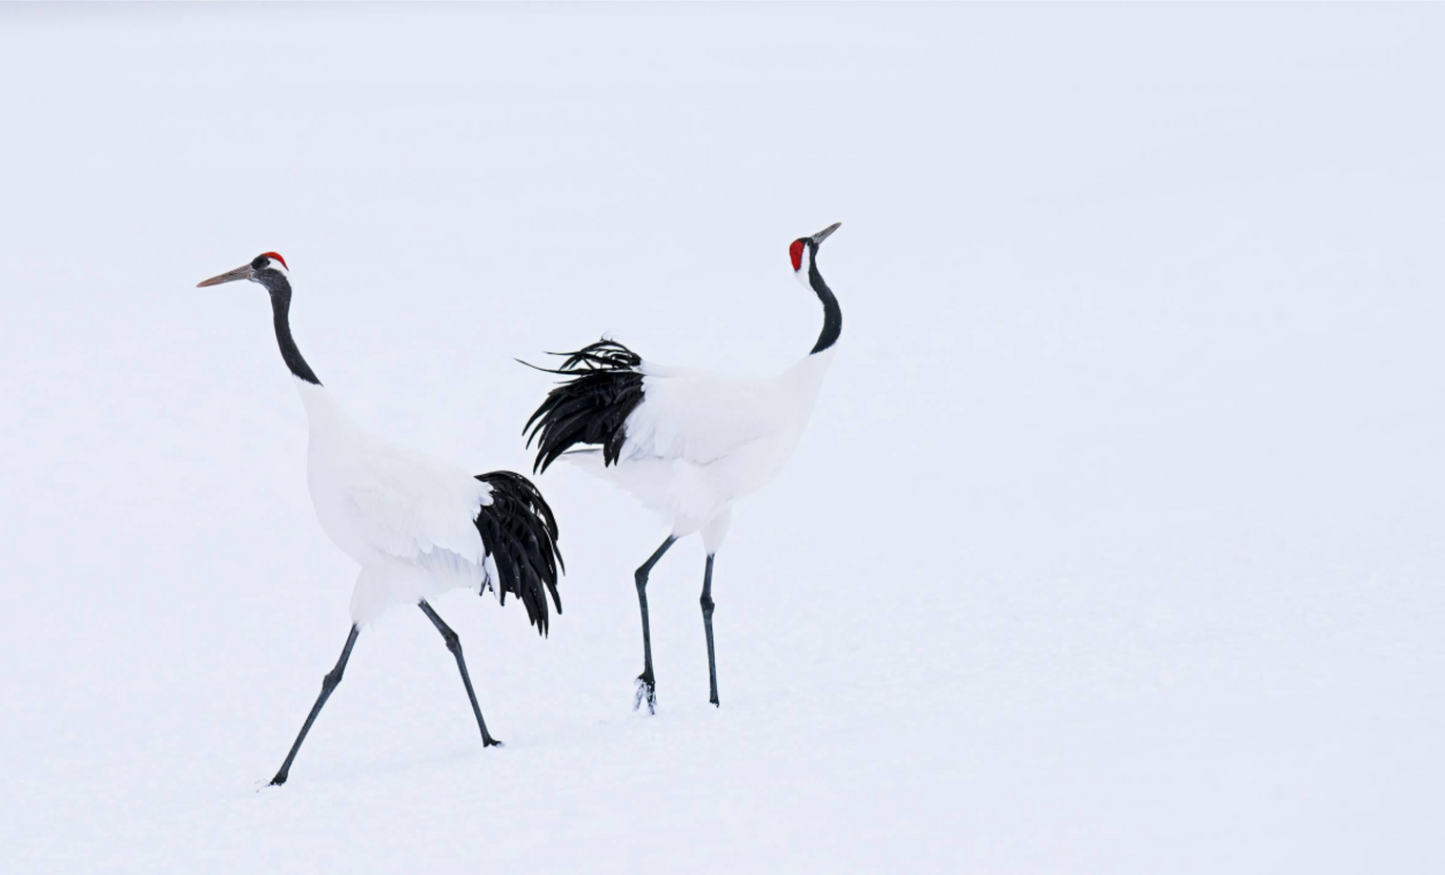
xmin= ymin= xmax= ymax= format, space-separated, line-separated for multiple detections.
xmin=196 ymin=264 xmax=254 ymax=288
xmin=812 ymin=222 xmax=841 ymax=245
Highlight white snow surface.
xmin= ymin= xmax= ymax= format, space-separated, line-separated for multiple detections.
xmin=2 ymin=4 xmax=1443 ymax=873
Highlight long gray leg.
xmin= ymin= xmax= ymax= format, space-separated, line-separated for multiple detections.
xmin=634 ymin=535 xmax=677 ymax=713
xmin=700 ymin=553 xmax=719 ymax=706
xmin=419 ymin=600 xmax=501 ymax=747
xmin=270 ymin=624 xmax=359 ymax=786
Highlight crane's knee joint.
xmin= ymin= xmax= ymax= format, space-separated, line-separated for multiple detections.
xmin=634 ymin=568 xmax=650 ymax=590
xmin=322 ymin=668 xmax=343 ymax=691
xmin=700 ymin=593 xmax=715 ymax=616
xmin=442 ymin=630 xmax=461 ymax=654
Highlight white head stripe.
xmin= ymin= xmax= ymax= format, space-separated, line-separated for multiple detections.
xmin=793 ymin=244 xmax=812 ymax=287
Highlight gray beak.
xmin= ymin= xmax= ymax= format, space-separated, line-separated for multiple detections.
xmin=196 ymin=264 xmax=255 ymax=288
xmin=812 ymin=222 xmax=841 ymax=245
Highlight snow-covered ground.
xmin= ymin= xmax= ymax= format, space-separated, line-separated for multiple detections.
xmin=2 ymin=4 xmax=1443 ymax=872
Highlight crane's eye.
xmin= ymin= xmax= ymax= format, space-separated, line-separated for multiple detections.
xmin=252 ymin=256 xmax=271 ymax=270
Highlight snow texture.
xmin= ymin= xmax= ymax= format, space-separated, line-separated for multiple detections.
xmin=1 ymin=3 xmax=1443 ymax=873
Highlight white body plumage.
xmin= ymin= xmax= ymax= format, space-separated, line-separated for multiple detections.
xmin=569 ymin=347 xmax=837 ymax=552
xmin=296 ymin=381 xmax=501 ymax=625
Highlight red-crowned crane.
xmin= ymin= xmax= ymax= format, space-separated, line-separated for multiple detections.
xmin=197 ymin=253 xmax=563 ymax=785
xmin=523 ymin=223 xmax=843 ymax=712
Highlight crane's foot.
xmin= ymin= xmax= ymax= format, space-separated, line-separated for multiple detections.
xmin=268 ymin=772 xmax=288 ymax=787
xmin=634 ymin=671 xmax=657 ymax=714
xmin=483 ymin=736 xmax=504 ymax=748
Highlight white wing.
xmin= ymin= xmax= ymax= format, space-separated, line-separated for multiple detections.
xmin=621 ymin=363 xmax=785 ymax=465
xmin=315 ymin=435 xmax=492 ymax=569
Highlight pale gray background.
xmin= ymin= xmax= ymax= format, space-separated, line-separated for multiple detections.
xmin=1 ymin=3 xmax=1441 ymax=872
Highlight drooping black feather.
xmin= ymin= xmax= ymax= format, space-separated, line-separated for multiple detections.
xmin=473 ymin=470 xmax=563 ymax=636
xmin=521 ymin=339 xmax=646 ymax=474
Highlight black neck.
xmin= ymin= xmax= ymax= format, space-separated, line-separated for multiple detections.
xmin=808 ymin=245 xmax=842 ymax=355
xmin=263 ymin=276 xmax=321 ymax=385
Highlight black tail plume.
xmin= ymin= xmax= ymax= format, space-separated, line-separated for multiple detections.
xmin=474 ymin=471 xmax=563 ymax=636
xmin=522 ymin=338 xmax=645 ymax=474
